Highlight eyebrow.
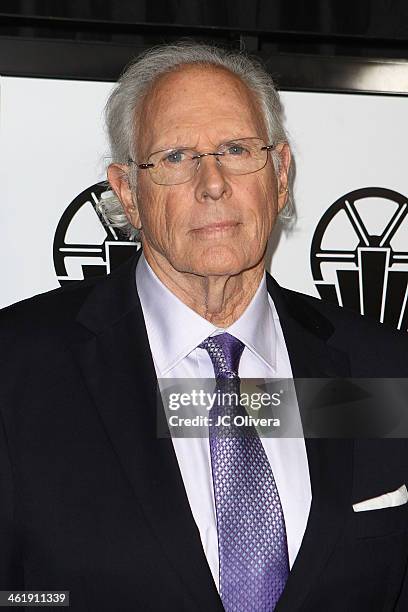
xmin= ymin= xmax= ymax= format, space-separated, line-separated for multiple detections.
xmin=155 ymin=144 xmax=195 ymax=152
xmin=149 ymin=136 xmax=259 ymax=154
xmin=148 ymin=139 xmax=198 ymax=153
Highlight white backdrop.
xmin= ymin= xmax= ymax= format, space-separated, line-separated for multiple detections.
xmin=0 ymin=77 xmax=109 ymax=308
xmin=1 ymin=75 xmax=408 ymax=328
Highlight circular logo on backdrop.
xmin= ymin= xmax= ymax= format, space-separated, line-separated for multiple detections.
xmin=311 ymin=187 xmax=408 ymax=331
xmin=53 ymin=182 xmax=140 ymax=285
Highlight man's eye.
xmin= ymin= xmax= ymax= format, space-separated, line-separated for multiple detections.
xmin=227 ymin=145 xmax=247 ymax=156
xmin=164 ymin=151 xmax=185 ymax=164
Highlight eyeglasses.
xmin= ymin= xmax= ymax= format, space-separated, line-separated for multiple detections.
xmin=128 ymin=137 xmax=275 ymax=186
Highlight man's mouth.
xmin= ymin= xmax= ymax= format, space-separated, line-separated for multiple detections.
xmin=191 ymin=221 xmax=241 ymax=235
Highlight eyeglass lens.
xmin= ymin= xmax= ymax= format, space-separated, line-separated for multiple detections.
xmin=146 ymin=138 xmax=270 ymax=185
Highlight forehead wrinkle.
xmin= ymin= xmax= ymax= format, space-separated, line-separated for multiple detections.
xmin=136 ymin=64 xmax=267 ymax=158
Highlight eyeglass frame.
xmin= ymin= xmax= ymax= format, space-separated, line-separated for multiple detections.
xmin=127 ymin=137 xmax=276 ymax=184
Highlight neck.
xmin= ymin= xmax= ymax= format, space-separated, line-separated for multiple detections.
xmin=142 ymin=247 xmax=265 ymax=328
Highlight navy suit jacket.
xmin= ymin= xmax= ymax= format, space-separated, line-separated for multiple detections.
xmin=1 ymin=249 xmax=408 ymax=611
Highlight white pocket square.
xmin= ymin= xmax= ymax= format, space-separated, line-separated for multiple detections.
xmin=353 ymin=484 xmax=408 ymax=512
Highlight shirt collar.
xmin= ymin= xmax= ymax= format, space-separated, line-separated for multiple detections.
xmin=136 ymin=253 xmax=277 ymax=375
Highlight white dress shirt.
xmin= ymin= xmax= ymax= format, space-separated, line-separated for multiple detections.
xmin=136 ymin=253 xmax=312 ymax=589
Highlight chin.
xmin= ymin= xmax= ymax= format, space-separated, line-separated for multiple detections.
xmin=195 ymin=265 xmax=242 ymax=277
xmin=169 ymin=242 xmax=262 ymax=277
xmin=187 ymin=249 xmax=250 ymax=277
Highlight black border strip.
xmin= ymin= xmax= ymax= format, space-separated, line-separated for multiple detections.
xmin=1 ymin=13 xmax=408 ymax=48
xmin=1 ymin=36 xmax=407 ymax=95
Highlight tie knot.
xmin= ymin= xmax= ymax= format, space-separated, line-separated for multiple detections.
xmin=199 ymin=332 xmax=245 ymax=379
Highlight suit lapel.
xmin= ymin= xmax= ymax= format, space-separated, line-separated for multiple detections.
xmin=266 ymin=274 xmax=350 ymax=379
xmin=70 ymin=252 xmax=223 ymax=612
xmin=267 ymin=274 xmax=354 ymax=611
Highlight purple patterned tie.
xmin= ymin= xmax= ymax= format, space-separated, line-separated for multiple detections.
xmin=199 ymin=332 xmax=289 ymax=611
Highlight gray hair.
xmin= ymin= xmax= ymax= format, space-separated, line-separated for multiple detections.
xmin=99 ymin=41 xmax=294 ymax=240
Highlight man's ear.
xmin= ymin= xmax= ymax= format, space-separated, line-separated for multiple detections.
xmin=107 ymin=163 xmax=141 ymax=229
xmin=275 ymin=143 xmax=291 ymax=213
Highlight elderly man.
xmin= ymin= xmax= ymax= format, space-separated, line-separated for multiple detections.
xmin=1 ymin=43 xmax=408 ymax=612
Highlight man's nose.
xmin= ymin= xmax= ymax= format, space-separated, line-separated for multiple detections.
xmin=194 ymin=155 xmax=232 ymax=202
